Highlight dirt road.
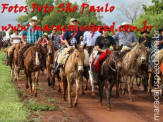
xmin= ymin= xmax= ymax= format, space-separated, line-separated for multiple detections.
xmin=16 ymin=71 xmax=163 ymax=122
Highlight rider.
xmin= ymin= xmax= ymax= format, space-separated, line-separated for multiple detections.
xmin=54 ymin=18 xmax=83 ymax=72
xmin=138 ymin=30 xmax=151 ymax=49
xmin=81 ymin=22 xmax=101 ymax=54
xmin=41 ymin=33 xmax=48 ymax=48
xmin=48 ymin=27 xmax=61 ymax=49
xmin=149 ymin=28 xmax=163 ymax=72
xmin=113 ymin=22 xmax=137 ymax=47
xmin=18 ymin=16 xmax=45 ymax=70
xmin=5 ymin=29 xmax=21 ymax=65
xmin=92 ymin=27 xmax=116 ymax=73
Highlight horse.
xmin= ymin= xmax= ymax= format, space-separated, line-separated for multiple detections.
xmin=6 ymin=42 xmax=23 ymax=81
xmin=23 ymin=44 xmax=43 ymax=97
xmin=65 ymin=44 xmax=86 ymax=107
xmin=46 ymin=41 xmax=58 ymax=88
xmin=91 ymin=45 xmax=123 ymax=110
xmin=121 ymin=43 xmax=148 ymax=101
xmin=149 ymin=49 xmax=163 ymax=98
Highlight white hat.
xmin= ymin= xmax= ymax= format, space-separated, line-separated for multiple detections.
xmin=29 ymin=16 xmax=40 ymax=22
xmin=69 ymin=18 xmax=77 ymax=23
xmin=121 ymin=22 xmax=132 ymax=26
xmin=43 ymin=33 xmax=48 ymax=36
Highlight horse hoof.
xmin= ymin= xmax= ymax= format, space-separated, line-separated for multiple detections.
xmin=73 ymin=102 xmax=78 ymax=107
xmin=130 ymin=98 xmax=134 ymax=102
xmin=26 ymin=85 xmax=29 ymax=89
xmin=99 ymin=102 xmax=102 ymax=106
xmin=34 ymin=93 xmax=37 ymax=97
xmin=116 ymin=93 xmax=120 ymax=97
xmin=48 ymin=83 xmax=51 ymax=86
xmin=82 ymin=91 xmax=85 ymax=95
xmin=57 ymin=88 xmax=61 ymax=93
xmin=91 ymin=92 xmax=95 ymax=98
xmin=69 ymin=104 xmax=73 ymax=108
xmin=107 ymin=107 xmax=111 ymax=111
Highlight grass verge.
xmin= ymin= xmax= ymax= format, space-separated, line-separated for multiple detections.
xmin=0 ymin=51 xmax=29 ymax=121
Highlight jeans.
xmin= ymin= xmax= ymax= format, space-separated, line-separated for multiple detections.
xmin=53 ymin=48 xmax=65 ymax=68
xmin=149 ymin=50 xmax=159 ymax=69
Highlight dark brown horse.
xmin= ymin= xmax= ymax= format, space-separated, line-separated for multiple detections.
xmin=23 ymin=44 xmax=43 ymax=97
xmin=92 ymin=45 xmax=123 ymax=110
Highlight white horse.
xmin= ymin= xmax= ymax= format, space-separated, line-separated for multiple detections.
xmin=88 ymin=48 xmax=98 ymax=96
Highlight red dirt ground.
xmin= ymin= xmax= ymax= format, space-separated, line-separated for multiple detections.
xmin=15 ymin=71 xmax=163 ymax=122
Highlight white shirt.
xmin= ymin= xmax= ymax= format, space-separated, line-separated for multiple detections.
xmin=10 ymin=33 xmax=21 ymax=44
xmin=81 ymin=31 xmax=101 ymax=46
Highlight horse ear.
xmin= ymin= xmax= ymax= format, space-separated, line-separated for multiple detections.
xmin=74 ymin=43 xmax=77 ymax=49
xmin=119 ymin=44 xmax=123 ymax=50
xmin=83 ymin=43 xmax=86 ymax=49
xmin=113 ymin=45 xmax=116 ymax=51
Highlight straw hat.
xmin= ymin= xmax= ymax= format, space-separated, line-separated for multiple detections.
xmin=43 ymin=33 xmax=48 ymax=37
xmin=29 ymin=16 xmax=40 ymax=22
xmin=69 ymin=18 xmax=77 ymax=23
xmin=121 ymin=22 xmax=132 ymax=26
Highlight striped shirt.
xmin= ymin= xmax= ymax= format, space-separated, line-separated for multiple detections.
xmin=20 ymin=26 xmax=43 ymax=44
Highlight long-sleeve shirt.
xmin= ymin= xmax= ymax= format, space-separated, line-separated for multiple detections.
xmin=113 ymin=31 xmax=137 ymax=46
xmin=81 ymin=31 xmax=101 ymax=46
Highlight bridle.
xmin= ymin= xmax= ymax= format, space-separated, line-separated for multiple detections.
xmin=108 ymin=51 xmax=122 ymax=72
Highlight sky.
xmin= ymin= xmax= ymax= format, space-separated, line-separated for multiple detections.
xmin=0 ymin=0 xmax=150 ymax=31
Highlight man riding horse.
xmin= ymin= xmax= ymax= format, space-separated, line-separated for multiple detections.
xmin=18 ymin=16 xmax=46 ymax=70
xmin=5 ymin=29 xmax=21 ymax=66
xmin=54 ymin=18 xmax=83 ymax=72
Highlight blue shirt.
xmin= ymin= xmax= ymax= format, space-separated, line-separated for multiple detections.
xmin=156 ymin=35 xmax=163 ymax=50
xmin=62 ymin=30 xmax=83 ymax=45
xmin=113 ymin=31 xmax=137 ymax=46
xmin=20 ymin=26 xmax=43 ymax=44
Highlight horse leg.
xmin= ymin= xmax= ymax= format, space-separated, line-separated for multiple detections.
xmin=67 ymin=76 xmax=72 ymax=108
xmin=24 ymin=69 xmax=29 ymax=89
xmin=28 ymin=72 xmax=32 ymax=95
xmin=121 ymin=75 xmax=127 ymax=95
xmin=127 ymin=76 xmax=134 ymax=102
xmin=116 ymin=76 xmax=120 ymax=97
xmin=149 ymin=73 xmax=152 ymax=96
xmin=98 ymin=81 xmax=104 ymax=105
xmin=89 ymin=71 xmax=95 ymax=97
xmin=73 ymin=77 xmax=80 ymax=107
xmin=47 ymin=68 xmax=51 ymax=86
xmin=34 ymin=71 xmax=39 ymax=97
xmin=63 ymin=76 xmax=66 ymax=101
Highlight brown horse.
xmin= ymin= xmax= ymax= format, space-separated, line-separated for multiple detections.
xmin=46 ymin=41 xmax=58 ymax=88
xmin=23 ymin=44 xmax=43 ymax=97
xmin=91 ymin=45 xmax=123 ymax=110
xmin=65 ymin=44 xmax=85 ymax=107
xmin=7 ymin=42 xmax=23 ymax=81
xmin=121 ymin=43 xmax=148 ymax=101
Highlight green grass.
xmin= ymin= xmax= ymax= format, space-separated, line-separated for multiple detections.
xmin=26 ymin=99 xmax=56 ymax=111
xmin=0 ymin=52 xmax=29 ymax=121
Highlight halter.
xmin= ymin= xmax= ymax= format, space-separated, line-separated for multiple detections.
xmin=108 ymin=51 xmax=122 ymax=72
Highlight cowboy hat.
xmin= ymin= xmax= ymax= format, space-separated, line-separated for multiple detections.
xmin=69 ymin=18 xmax=77 ymax=23
xmin=159 ymin=28 xmax=163 ymax=33
xmin=89 ymin=22 xmax=95 ymax=26
xmin=141 ymin=30 xmax=150 ymax=34
xmin=29 ymin=16 xmax=40 ymax=22
xmin=43 ymin=33 xmax=48 ymax=37
xmin=121 ymin=22 xmax=132 ymax=26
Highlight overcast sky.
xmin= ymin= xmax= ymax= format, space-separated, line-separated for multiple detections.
xmin=0 ymin=0 xmax=149 ymax=31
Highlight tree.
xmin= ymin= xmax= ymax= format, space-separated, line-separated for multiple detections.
xmin=134 ymin=0 xmax=163 ymax=38
xmin=117 ymin=0 xmax=148 ymax=24
xmin=17 ymin=0 xmax=103 ymax=28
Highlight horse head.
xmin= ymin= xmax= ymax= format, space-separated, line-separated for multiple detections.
xmin=136 ymin=43 xmax=148 ymax=64
xmin=73 ymin=43 xmax=86 ymax=73
xmin=47 ymin=40 xmax=54 ymax=56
